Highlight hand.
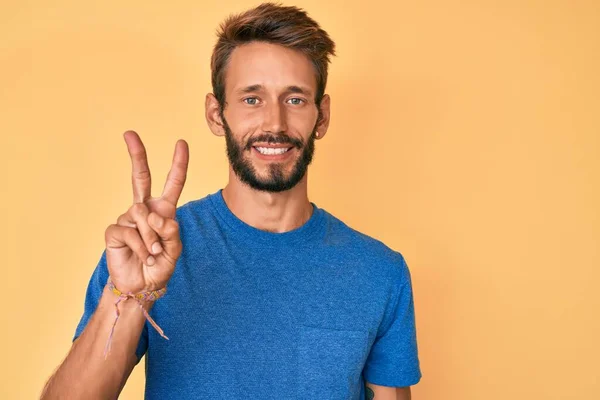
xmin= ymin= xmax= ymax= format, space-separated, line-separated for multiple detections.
xmin=104 ymin=130 xmax=189 ymax=294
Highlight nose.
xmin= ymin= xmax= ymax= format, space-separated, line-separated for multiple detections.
xmin=261 ymin=101 xmax=287 ymax=134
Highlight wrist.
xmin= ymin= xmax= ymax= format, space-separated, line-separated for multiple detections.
xmin=102 ymin=278 xmax=168 ymax=359
xmin=102 ymin=284 xmax=154 ymax=312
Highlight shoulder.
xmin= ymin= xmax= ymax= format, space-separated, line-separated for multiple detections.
xmin=320 ymin=208 xmax=410 ymax=282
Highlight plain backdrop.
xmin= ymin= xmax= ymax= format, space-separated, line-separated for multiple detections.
xmin=1 ymin=0 xmax=599 ymax=399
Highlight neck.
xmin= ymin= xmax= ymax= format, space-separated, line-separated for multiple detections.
xmin=222 ymin=168 xmax=313 ymax=233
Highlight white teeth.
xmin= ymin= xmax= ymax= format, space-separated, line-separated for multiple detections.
xmin=255 ymin=147 xmax=290 ymax=155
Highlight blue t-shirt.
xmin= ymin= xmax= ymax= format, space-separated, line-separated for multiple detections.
xmin=74 ymin=189 xmax=421 ymax=399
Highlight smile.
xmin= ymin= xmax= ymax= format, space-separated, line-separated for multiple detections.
xmin=254 ymin=146 xmax=292 ymax=155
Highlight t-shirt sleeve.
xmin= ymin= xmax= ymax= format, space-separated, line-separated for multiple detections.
xmin=362 ymin=253 xmax=422 ymax=387
xmin=72 ymin=249 xmax=149 ymax=364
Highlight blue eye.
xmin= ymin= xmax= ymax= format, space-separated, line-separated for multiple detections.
xmin=243 ymin=97 xmax=258 ymax=105
xmin=287 ymin=98 xmax=305 ymax=105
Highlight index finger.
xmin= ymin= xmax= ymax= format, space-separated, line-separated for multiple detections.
xmin=161 ymin=139 xmax=189 ymax=206
xmin=124 ymin=130 xmax=152 ymax=204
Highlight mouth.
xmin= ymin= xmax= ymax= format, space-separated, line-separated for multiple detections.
xmin=253 ymin=146 xmax=293 ymax=155
xmin=251 ymin=144 xmax=295 ymax=160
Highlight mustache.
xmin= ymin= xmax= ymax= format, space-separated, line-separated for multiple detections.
xmin=245 ymin=134 xmax=304 ymax=151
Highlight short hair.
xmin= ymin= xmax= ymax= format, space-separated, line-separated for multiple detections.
xmin=211 ymin=2 xmax=336 ymax=109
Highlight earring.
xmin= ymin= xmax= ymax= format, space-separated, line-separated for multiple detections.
xmin=316 ymin=131 xmax=320 ymax=138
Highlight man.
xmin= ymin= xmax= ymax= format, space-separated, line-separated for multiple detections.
xmin=41 ymin=3 xmax=421 ymax=399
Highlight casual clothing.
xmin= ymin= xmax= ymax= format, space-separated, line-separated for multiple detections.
xmin=74 ymin=189 xmax=421 ymax=399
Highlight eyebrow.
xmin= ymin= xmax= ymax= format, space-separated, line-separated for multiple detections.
xmin=236 ymin=84 xmax=313 ymax=96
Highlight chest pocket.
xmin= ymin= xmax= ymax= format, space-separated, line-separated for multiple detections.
xmin=298 ymin=325 xmax=370 ymax=399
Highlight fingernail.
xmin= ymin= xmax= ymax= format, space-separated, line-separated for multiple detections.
xmin=146 ymin=255 xmax=156 ymax=266
xmin=152 ymin=242 xmax=162 ymax=254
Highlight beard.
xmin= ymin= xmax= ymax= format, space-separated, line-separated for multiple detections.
xmin=221 ymin=112 xmax=318 ymax=193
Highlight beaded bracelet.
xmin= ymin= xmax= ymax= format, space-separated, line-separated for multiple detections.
xmin=104 ymin=277 xmax=169 ymax=359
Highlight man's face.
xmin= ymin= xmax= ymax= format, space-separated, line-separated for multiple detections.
xmin=220 ymin=42 xmax=321 ymax=193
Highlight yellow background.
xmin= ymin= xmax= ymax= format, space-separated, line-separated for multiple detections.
xmin=1 ymin=0 xmax=598 ymax=398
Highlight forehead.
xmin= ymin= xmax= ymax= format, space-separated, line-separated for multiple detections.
xmin=225 ymin=41 xmax=317 ymax=95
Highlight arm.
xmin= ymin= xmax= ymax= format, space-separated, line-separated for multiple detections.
xmin=365 ymin=382 xmax=411 ymax=400
xmin=40 ymin=285 xmax=150 ymax=399
xmin=42 ymin=131 xmax=188 ymax=399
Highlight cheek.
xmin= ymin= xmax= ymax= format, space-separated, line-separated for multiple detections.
xmin=227 ymin=107 xmax=262 ymax=131
xmin=224 ymin=114 xmax=260 ymax=142
xmin=286 ymin=106 xmax=318 ymax=126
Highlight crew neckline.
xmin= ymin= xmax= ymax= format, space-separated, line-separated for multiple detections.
xmin=208 ymin=189 xmax=325 ymax=246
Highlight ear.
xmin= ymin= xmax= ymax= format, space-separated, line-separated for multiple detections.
xmin=315 ymin=94 xmax=331 ymax=140
xmin=205 ymin=93 xmax=225 ymax=137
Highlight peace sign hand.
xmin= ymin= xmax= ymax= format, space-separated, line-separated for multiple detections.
xmin=104 ymin=130 xmax=189 ymax=294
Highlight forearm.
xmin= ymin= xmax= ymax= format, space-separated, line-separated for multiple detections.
xmin=41 ymin=285 xmax=151 ymax=399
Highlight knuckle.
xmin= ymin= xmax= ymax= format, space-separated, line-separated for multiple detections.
xmin=131 ymin=202 xmax=148 ymax=217
xmin=164 ymin=219 xmax=179 ymax=235
xmin=105 ymin=224 xmax=116 ymax=239
xmin=123 ymin=226 xmax=138 ymax=242
xmin=168 ymin=173 xmax=186 ymax=187
xmin=134 ymin=167 xmax=150 ymax=180
xmin=121 ymin=226 xmax=132 ymax=240
xmin=116 ymin=213 xmax=127 ymax=225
